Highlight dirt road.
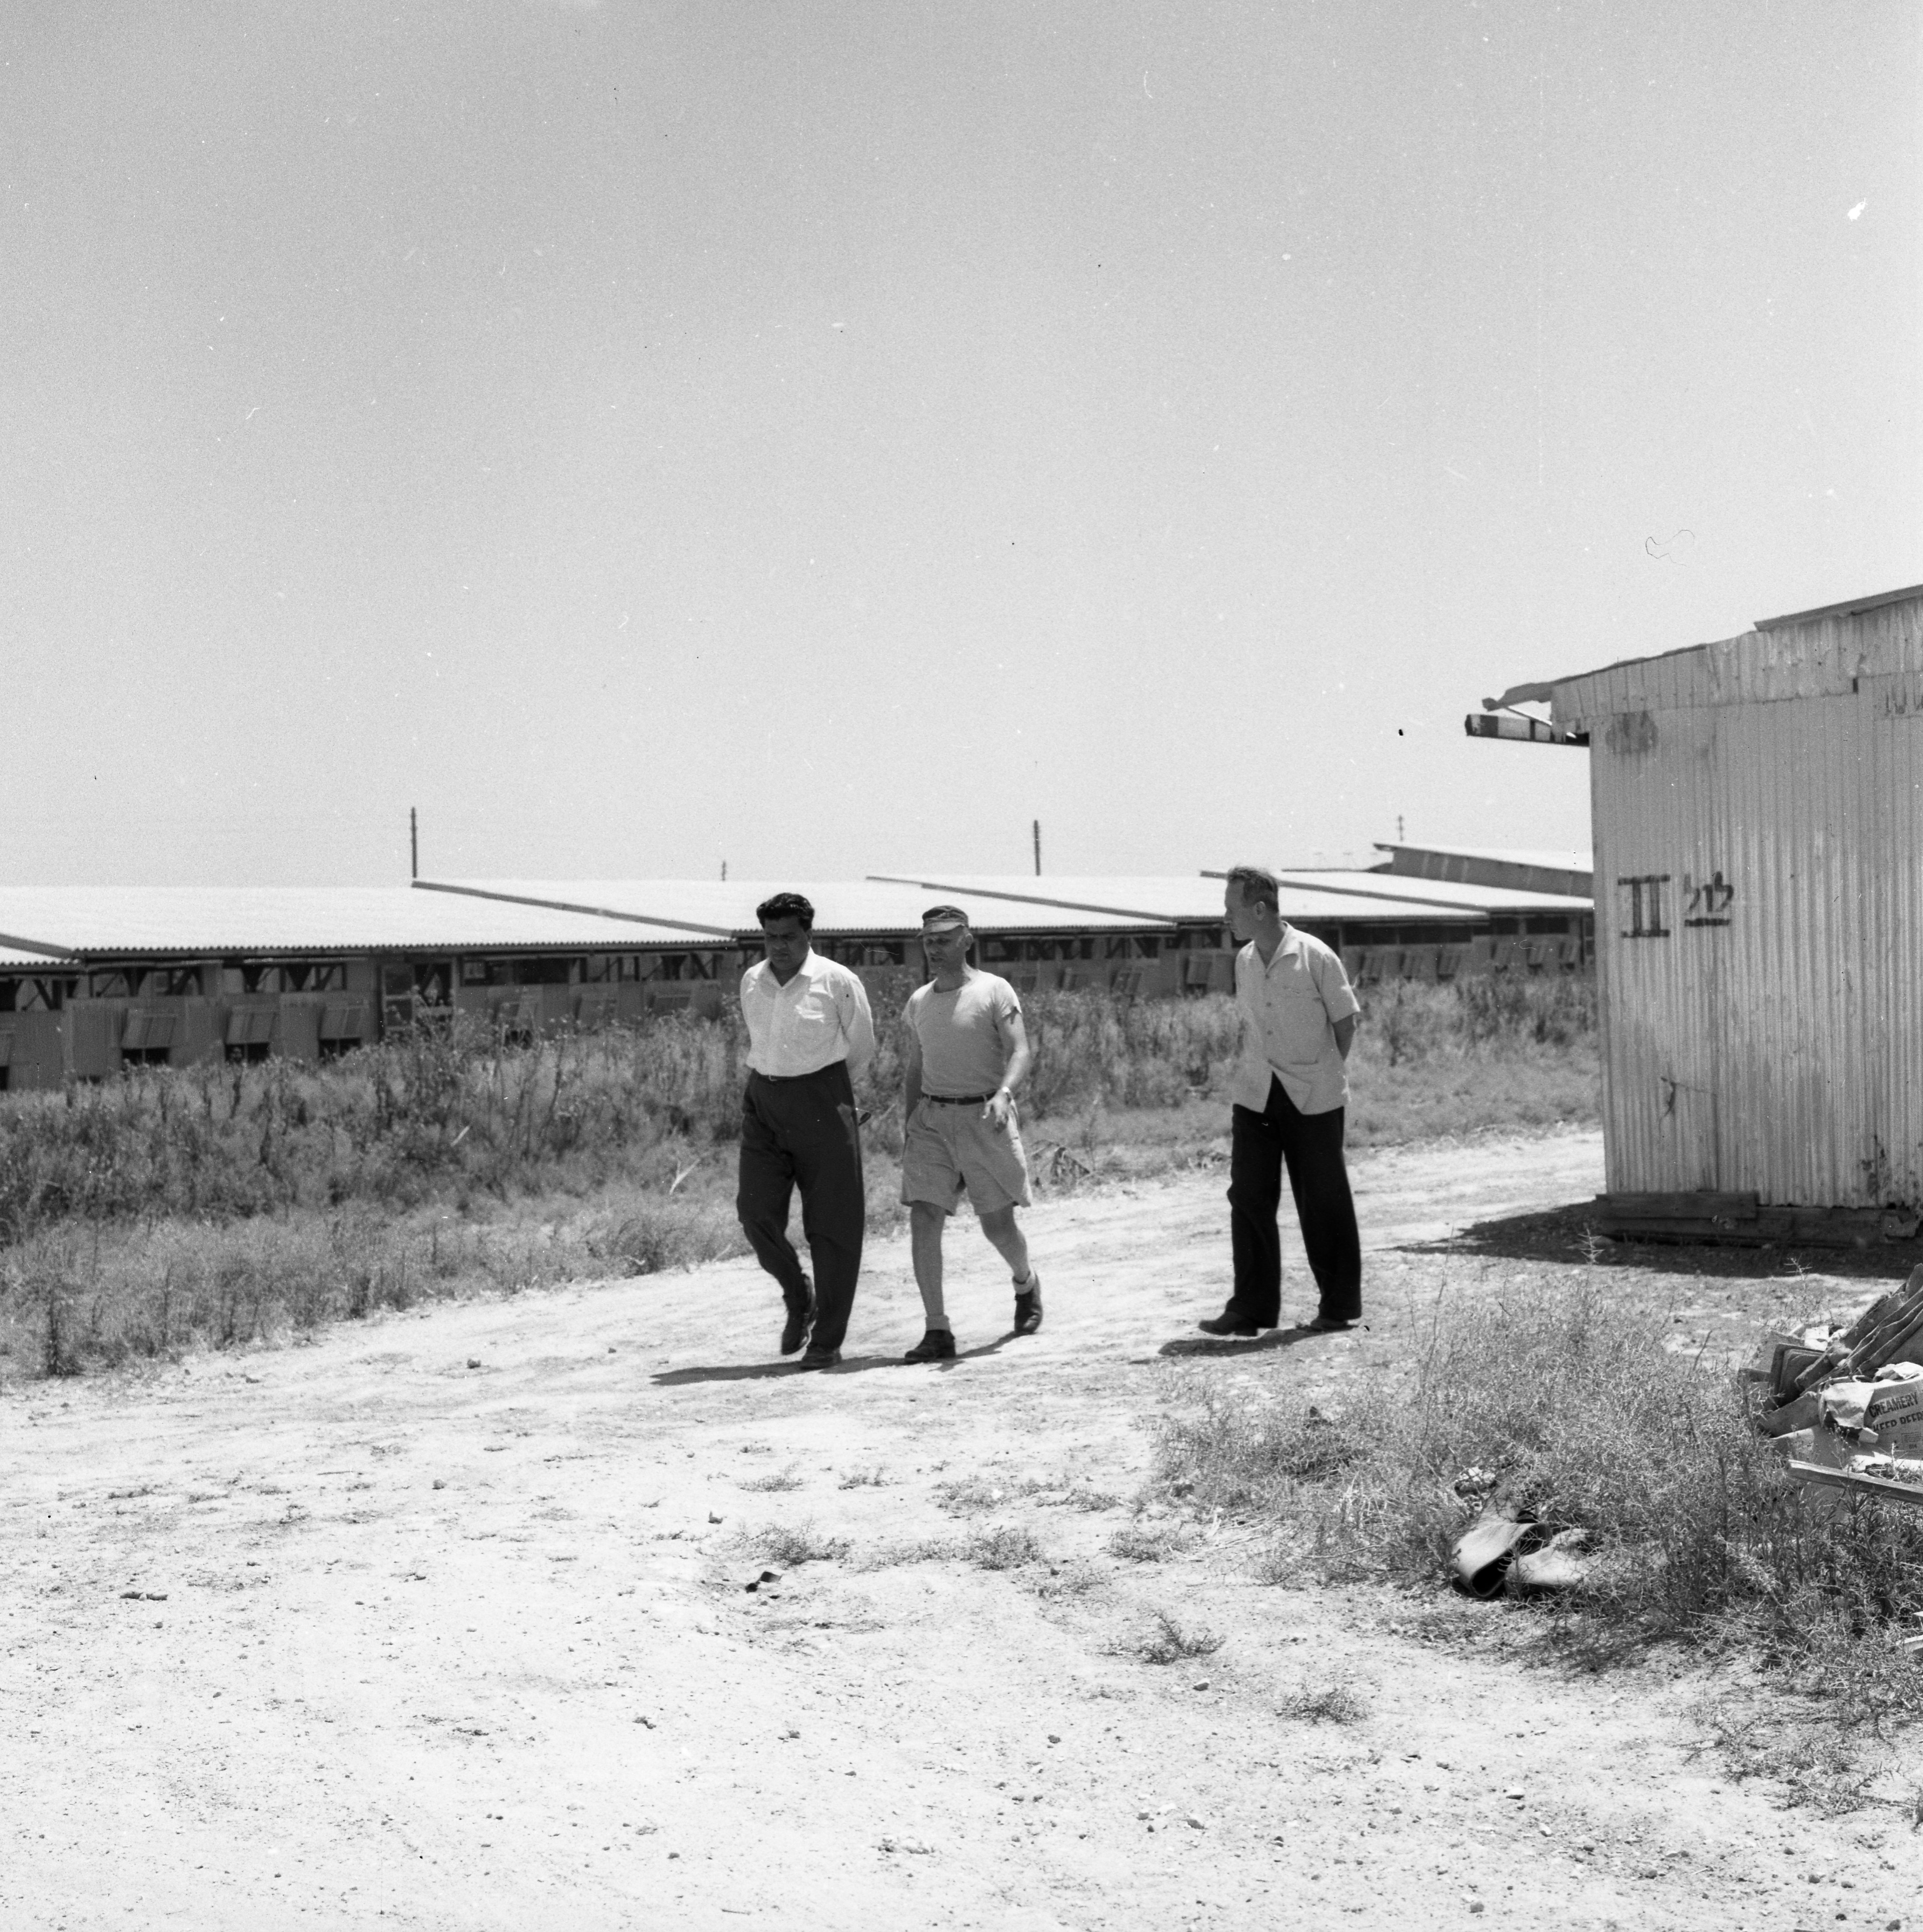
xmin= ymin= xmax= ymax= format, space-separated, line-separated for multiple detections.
xmin=5 ymin=1126 xmax=1917 ymax=1929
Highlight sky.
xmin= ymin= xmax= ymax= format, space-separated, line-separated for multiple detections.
xmin=1 ymin=0 xmax=1916 ymax=887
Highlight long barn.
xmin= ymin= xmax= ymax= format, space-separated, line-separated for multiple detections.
xmin=0 ymin=861 xmax=1593 ymax=1089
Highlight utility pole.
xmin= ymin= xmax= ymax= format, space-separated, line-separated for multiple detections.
xmin=721 ymin=859 xmax=728 ymax=882
xmin=410 ymin=807 xmax=418 ymax=880
xmin=1032 ymin=819 xmax=1041 ymax=876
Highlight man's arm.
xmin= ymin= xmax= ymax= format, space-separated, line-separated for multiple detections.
xmin=986 ymin=1012 xmax=1032 ymax=1128
xmin=1311 ymin=945 xmax=1360 ymax=1062
xmin=901 ymin=1022 xmax=925 ymax=1121
xmin=839 ymin=969 xmax=876 ymax=1080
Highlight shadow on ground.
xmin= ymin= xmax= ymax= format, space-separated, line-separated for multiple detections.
xmin=654 ymin=1339 xmax=1009 ymax=1386
xmin=1155 ymin=1323 xmax=1370 ymax=1360
xmin=1405 ymin=1199 xmax=1923 ymax=1285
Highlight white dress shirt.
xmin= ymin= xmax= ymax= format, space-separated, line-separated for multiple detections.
xmin=1230 ymin=926 xmax=1359 ymax=1116
xmin=739 ymin=949 xmax=876 ymax=1079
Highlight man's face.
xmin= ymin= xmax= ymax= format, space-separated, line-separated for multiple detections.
xmin=921 ymin=923 xmax=970 ymax=976
xmin=760 ymin=916 xmax=810 ymax=980
xmin=1223 ymin=880 xmax=1259 ymax=945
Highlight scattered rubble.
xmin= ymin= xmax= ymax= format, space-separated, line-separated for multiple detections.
xmin=1752 ymin=1262 xmax=1923 ymax=1505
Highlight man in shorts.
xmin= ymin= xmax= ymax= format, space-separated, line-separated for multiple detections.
xmin=898 ymin=905 xmax=1043 ymax=1361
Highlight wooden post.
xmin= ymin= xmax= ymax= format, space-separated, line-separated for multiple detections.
xmin=410 ymin=807 xmax=418 ymax=881
xmin=1032 ymin=819 xmax=1041 ymax=876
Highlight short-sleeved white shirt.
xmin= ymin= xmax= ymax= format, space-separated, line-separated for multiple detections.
xmin=904 ymin=971 xmax=1022 ymax=1097
xmin=1230 ymin=927 xmax=1359 ymax=1116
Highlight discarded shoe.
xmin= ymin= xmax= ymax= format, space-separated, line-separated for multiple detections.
xmin=903 ymin=1327 xmax=956 ymax=1363
xmin=795 ymin=1346 xmax=841 ymax=1371
xmin=780 ymin=1289 xmax=816 ymax=1357
xmin=1197 ymin=1309 xmax=1260 ymax=1338
xmin=1013 ymin=1272 xmax=1044 ymax=1336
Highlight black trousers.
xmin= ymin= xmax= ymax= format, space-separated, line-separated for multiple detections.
xmin=1227 ymin=1075 xmax=1361 ymax=1326
xmin=736 ymin=1064 xmax=865 ymax=1353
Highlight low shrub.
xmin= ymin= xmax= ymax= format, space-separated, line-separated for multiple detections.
xmin=1157 ymin=1277 xmax=1923 ymax=1796
xmin=739 ymin=1521 xmax=850 ymax=1566
xmin=1129 ymin=1610 xmax=1224 ymax=1665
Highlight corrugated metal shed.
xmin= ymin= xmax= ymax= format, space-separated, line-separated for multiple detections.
xmin=424 ymin=878 xmax=1171 ymax=938
xmin=0 ymin=886 xmax=663 ymax=958
xmin=1519 ymin=580 xmax=1923 ymax=1211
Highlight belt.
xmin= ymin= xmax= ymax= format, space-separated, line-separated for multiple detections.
xmin=748 ymin=1063 xmax=844 ymax=1083
xmin=925 ymin=1091 xmax=998 ymax=1105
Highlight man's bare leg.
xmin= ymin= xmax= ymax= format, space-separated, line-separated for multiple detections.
xmin=910 ymin=1203 xmax=950 ymax=1330
xmin=977 ymin=1205 xmax=1031 ymax=1286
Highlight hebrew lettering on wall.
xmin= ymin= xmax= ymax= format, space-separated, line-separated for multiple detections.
xmin=1618 ymin=870 xmax=1737 ymax=939
xmin=1681 ymin=871 xmax=1734 ymax=928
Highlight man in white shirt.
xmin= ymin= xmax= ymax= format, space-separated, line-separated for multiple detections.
xmin=736 ymin=892 xmax=877 ymax=1369
xmin=897 ymin=906 xmax=1043 ymax=1362
xmin=1198 ymin=864 xmax=1363 ymax=1338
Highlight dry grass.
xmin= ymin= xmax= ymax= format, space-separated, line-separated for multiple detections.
xmin=1276 ymin=1677 xmax=1371 ymax=1725
xmin=964 ymin=1525 xmax=1044 ymax=1570
xmin=0 ymin=977 xmax=1598 ymax=1379
xmin=1107 ymin=1521 xmax=1195 ymax=1563
xmin=737 ymin=1465 xmax=805 ymax=1493
xmin=738 ymin=1521 xmax=850 ymax=1567
xmin=1156 ymin=1275 xmax=1923 ymax=1803
xmin=1128 ymin=1610 xmax=1225 ymax=1666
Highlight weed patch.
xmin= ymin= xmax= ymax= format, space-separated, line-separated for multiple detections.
xmin=738 ymin=1465 xmax=805 ymax=1494
xmin=1276 ymin=1677 xmax=1370 ymax=1725
xmin=1107 ymin=1522 xmax=1195 ymax=1563
xmin=739 ymin=1521 xmax=850 ymax=1567
xmin=966 ymin=1526 xmax=1044 ymax=1570
xmin=1128 ymin=1610 xmax=1224 ymax=1666
xmin=1157 ymin=1275 xmax=1923 ymax=1801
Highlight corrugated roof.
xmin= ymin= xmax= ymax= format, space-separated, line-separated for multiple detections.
xmin=427 ymin=878 xmax=1169 ymax=937
xmin=1371 ymin=842 xmax=1593 ymax=875
xmin=1265 ymin=869 xmax=1592 ymax=915
xmin=1491 ymin=581 xmax=1923 ymax=720
xmin=866 ymin=872 xmax=1551 ymax=924
xmin=0 ymin=887 xmax=666 ymax=958
xmin=0 ymin=943 xmax=76 ymax=969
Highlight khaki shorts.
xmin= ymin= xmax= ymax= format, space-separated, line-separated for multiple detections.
xmin=900 ymin=1098 xmax=1033 ymax=1215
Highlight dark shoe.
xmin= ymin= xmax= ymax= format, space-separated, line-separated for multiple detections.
xmin=903 ymin=1327 xmax=956 ymax=1363
xmin=1197 ymin=1309 xmax=1260 ymax=1338
xmin=1304 ymin=1314 xmax=1357 ymax=1334
xmin=796 ymin=1346 xmax=841 ymax=1371
xmin=1012 ymin=1272 xmax=1043 ymax=1336
xmin=779 ymin=1291 xmax=816 ymax=1357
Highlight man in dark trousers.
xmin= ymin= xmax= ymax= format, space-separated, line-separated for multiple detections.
xmin=736 ymin=892 xmax=876 ymax=1369
xmin=1198 ymin=864 xmax=1363 ymax=1337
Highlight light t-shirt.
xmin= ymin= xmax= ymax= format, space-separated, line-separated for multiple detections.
xmin=904 ymin=971 xmax=1022 ymax=1097
xmin=1230 ymin=927 xmax=1359 ymax=1116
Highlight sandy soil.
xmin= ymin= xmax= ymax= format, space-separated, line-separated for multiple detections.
xmin=5 ymin=1125 xmax=1919 ymax=1931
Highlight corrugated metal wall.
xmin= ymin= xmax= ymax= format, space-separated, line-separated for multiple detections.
xmin=1578 ymin=606 xmax=1923 ymax=1209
